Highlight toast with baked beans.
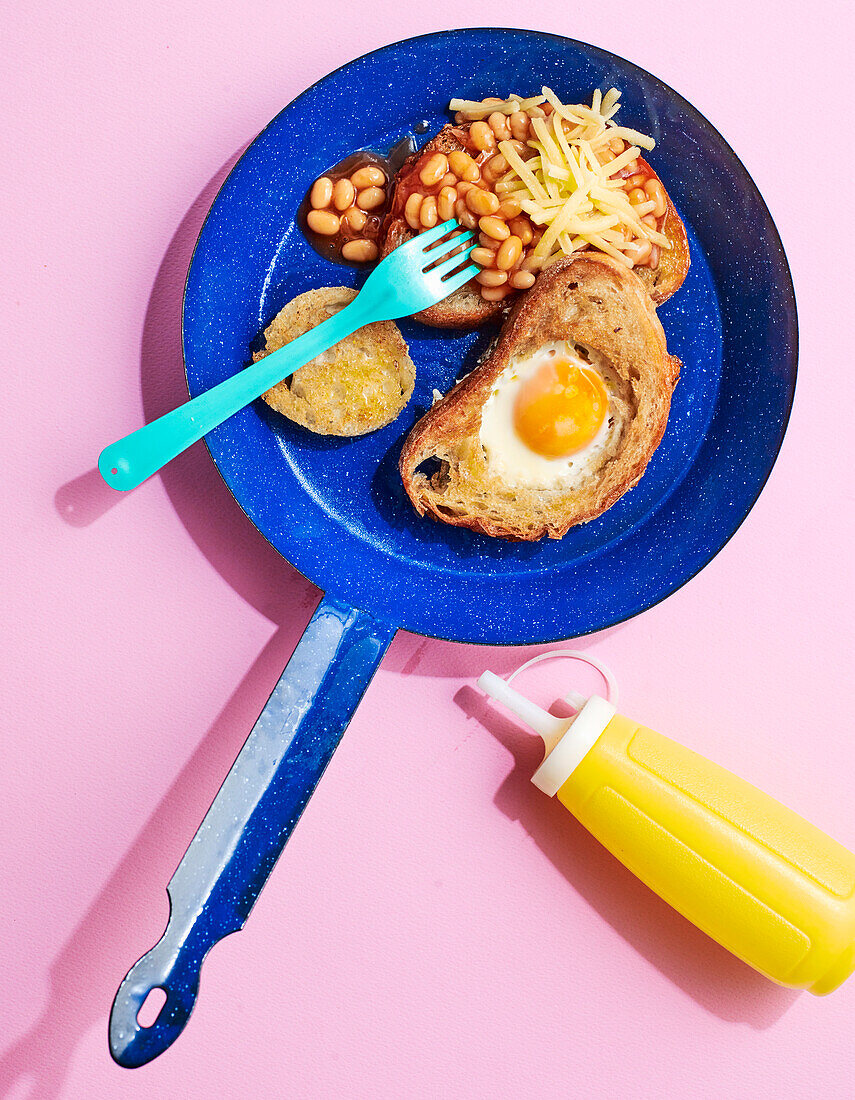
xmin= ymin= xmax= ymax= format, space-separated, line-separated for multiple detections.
xmin=398 ymin=253 xmax=681 ymax=540
xmin=380 ymin=102 xmax=689 ymax=326
xmin=380 ymin=127 xmax=509 ymax=327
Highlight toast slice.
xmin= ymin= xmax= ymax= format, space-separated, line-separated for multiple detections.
xmin=380 ymin=126 xmax=505 ymax=328
xmin=399 ymin=254 xmax=681 ymax=540
xmin=254 ymin=287 xmax=415 ymax=436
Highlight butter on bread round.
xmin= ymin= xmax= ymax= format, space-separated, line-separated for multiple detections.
xmin=399 ymin=254 xmax=681 ymax=540
xmin=254 ymin=287 xmax=415 ymax=436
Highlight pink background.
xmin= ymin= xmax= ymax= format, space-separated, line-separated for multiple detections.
xmin=2 ymin=3 xmax=854 ymax=1097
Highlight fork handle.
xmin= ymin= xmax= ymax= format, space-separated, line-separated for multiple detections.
xmin=98 ymin=297 xmax=372 ymax=491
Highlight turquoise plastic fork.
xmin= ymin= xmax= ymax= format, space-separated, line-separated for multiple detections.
xmin=98 ymin=219 xmax=478 ymax=491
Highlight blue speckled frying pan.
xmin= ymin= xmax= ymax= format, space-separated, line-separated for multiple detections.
xmin=109 ymin=29 xmax=797 ymax=1066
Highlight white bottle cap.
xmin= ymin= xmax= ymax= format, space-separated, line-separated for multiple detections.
xmin=529 ymin=695 xmax=616 ymax=796
xmin=477 ymin=652 xmax=618 ymax=798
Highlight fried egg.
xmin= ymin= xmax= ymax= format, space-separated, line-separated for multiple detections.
xmin=478 ymin=341 xmax=627 ymax=489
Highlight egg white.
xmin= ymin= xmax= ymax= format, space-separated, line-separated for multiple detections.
xmin=478 ymin=341 xmax=624 ymax=489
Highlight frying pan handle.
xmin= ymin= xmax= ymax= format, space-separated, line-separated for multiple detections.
xmin=109 ymin=594 xmax=396 ymax=1067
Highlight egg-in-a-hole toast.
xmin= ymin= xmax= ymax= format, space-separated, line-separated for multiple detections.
xmin=398 ymin=254 xmax=681 ymax=540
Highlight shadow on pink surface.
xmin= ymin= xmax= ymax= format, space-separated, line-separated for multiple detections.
xmin=54 ymin=467 xmax=124 ymax=526
xmin=0 ymin=618 xmax=319 ymax=1098
xmin=455 ymin=683 xmax=800 ymax=1027
xmin=6 ymin=153 xmax=324 ymax=1097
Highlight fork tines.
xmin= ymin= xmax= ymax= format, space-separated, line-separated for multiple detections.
xmin=419 ymin=219 xmax=477 ymax=279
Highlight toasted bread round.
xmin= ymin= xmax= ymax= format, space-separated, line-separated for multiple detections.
xmin=399 ymin=254 xmax=681 ymax=540
xmin=254 ymin=288 xmax=415 ymax=436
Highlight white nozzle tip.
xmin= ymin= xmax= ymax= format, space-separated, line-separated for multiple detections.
xmin=476 ymin=668 xmax=569 ymax=748
xmin=477 ymin=671 xmax=504 ymax=697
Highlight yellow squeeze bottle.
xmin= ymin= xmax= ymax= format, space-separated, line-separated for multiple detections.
xmin=478 ymin=665 xmax=855 ymax=994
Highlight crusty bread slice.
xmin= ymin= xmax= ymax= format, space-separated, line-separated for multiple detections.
xmin=254 ymin=287 xmax=415 ymax=436
xmin=380 ymin=126 xmax=506 ymax=329
xmin=399 ymin=254 xmax=681 ymax=540
xmin=633 ymin=160 xmax=690 ymax=304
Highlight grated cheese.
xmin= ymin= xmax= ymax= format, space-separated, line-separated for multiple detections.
xmin=452 ymin=85 xmax=669 ymax=270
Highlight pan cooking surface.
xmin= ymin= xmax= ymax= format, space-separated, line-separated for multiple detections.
xmin=182 ymin=29 xmax=796 ymax=644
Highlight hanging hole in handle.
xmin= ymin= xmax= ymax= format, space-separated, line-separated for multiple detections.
xmin=137 ymin=987 xmax=168 ymax=1028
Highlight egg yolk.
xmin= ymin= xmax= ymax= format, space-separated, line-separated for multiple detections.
xmin=513 ymin=357 xmax=609 ymax=457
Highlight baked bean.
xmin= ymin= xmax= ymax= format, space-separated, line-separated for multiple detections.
xmin=480 ymin=285 xmax=510 ymax=302
xmin=357 ymin=186 xmax=386 ymax=210
xmin=498 ymin=196 xmax=522 ymax=219
xmin=445 ymin=239 xmax=471 ymax=259
xmin=470 ymin=121 xmax=497 ymax=151
xmin=419 ymin=153 xmax=449 ymax=188
xmin=641 ymin=213 xmax=658 ymax=230
xmin=609 ymin=137 xmax=626 ymax=155
xmin=419 ymin=195 xmax=438 ymax=228
xmin=488 ymin=111 xmax=512 ymax=141
xmin=628 ymin=187 xmax=648 ymax=207
xmin=405 ymin=192 xmax=423 ymax=231
xmin=332 ymin=178 xmax=355 ymax=212
xmin=509 ymin=270 xmax=536 ymax=290
xmin=520 ymin=253 xmax=543 ymax=272
xmin=479 ymin=216 xmax=511 ymax=241
xmin=508 ymin=216 xmax=533 ymax=245
xmin=440 ymin=171 xmax=457 ymax=188
xmin=644 ymin=178 xmax=667 ymax=218
xmin=466 ymin=188 xmax=500 ymax=216
xmin=307 ymin=209 xmax=340 ymax=235
xmin=471 ymin=246 xmax=496 ymax=267
xmin=343 ymin=206 xmax=367 ymax=232
xmin=448 ymin=150 xmax=481 ymax=182
xmin=481 ymin=96 xmax=504 ymax=106
xmin=437 ymin=185 xmax=457 ymax=222
xmin=454 ymin=198 xmax=479 ymax=230
xmin=476 ymin=268 xmax=508 ymax=287
xmin=350 ymin=165 xmax=386 ymax=189
xmin=310 ymin=177 xmax=333 ymax=209
xmin=510 ymin=111 xmax=530 ymax=140
xmin=596 ymin=148 xmax=615 ymax=166
xmin=623 ymin=238 xmax=652 ymax=265
xmin=627 ymin=173 xmax=646 ymax=188
xmin=478 ymin=232 xmax=500 ymax=249
xmin=454 ymin=111 xmax=466 ymax=124
xmin=541 ymin=102 xmax=554 ymax=116
xmin=648 ymin=244 xmax=661 ymax=269
xmin=483 ymin=154 xmax=509 ymax=183
xmin=341 ymin=238 xmax=379 ymax=262
xmin=505 ymin=139 xmax=527 ymax=157
xmin=496 ymin=235 xmax=523 ymax=270
xmin=624 ymin=158 xmax=639 ymax=175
